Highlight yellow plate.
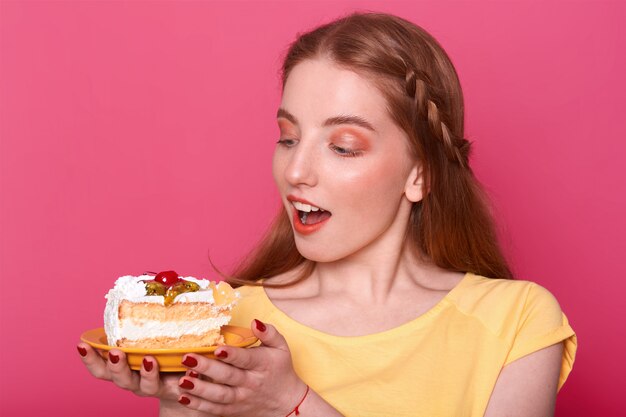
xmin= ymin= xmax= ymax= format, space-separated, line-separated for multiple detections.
xmin=80 ymin=326 xmax=258 ymax=372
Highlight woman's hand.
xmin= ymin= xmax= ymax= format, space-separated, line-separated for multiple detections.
xmin=77 ymin=344 xmax=212 ymax=416
xmin=177 ymin=319 xmax=308 ymax=417
xmin=77 ymin=344 xmax=181 ymax=399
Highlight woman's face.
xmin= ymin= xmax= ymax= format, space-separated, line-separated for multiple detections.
xmin=273 ymin=58 xmax=421 ymax=262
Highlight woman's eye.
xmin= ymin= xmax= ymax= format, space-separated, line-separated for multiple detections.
xmin=276 ymin=138 xmax=297 ymax=147
xmin=329 ymin=143 xmax=362 ymax=157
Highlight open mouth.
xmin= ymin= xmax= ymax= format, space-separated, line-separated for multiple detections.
xmin=292 ymin=200 xmax=332 ymax=225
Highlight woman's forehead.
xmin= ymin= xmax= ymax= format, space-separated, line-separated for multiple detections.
xmin=280 ymin=59 xmax=392 ymax=130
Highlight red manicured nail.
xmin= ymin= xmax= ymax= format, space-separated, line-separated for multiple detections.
xmin=77 ymin=346 xmax=87 ymax=357
xmin=254 ymin=319 xmax=267 ymax=332
xmin=109 ymin=352 xmax=119 ymax=364
xmin=216 ymin=350 xmax=228 ymax=359
xmin=189 ymin=371 xmax=199 ymax=378
xmin=178 ymin=396 xmax=191 ymax=405
xmin=143 ymin=358 xmax=153 ymax=372
xmin=179 ymin=379 xmax=194 ymax=389
xmin=182 ymin=356 xmax=197 ymax=367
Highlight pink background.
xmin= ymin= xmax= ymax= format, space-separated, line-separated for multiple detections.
xmin=1 ymin=1 xmax=624 ymax=415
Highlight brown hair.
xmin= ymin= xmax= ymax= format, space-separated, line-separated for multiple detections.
xmin=230 ymin=12 xmax=512 ymax=286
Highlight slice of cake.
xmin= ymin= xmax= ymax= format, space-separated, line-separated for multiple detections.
xmin=104 ymin=271 xmax=239 ymax=349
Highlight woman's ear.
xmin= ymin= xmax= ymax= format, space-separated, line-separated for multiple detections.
xmin=404 ymin=164 xmax=425 ymax=203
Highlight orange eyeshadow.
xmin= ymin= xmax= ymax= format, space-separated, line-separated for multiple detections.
xmin=278 ymin=119 xmax=298 ymax=137
xmin=331 ymin=128 xmax=371 ymax=151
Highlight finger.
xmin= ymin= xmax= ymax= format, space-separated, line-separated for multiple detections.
xmin=178 ymin=377 xmax=237 ymax=404
xmin=178 ymin=393 xmax=229 ymax=416
xmin=107 ymin=349 xmax=140 ymax=391
xmin=209 ymin=320 xmax=289 ymax=371
xmin=252 ymin=319 xmax=289 ymax=350
xmin=181 ymin=354 xmax=246 ymax=386
xmin=138 ymin=356 xmax=161 ymax=396
xmin=211 ymin=345 xmax=262 ymax=372
xmin=187 ymin=369 xmax=201 ymax=379
xmin=77 ymin=343 xmax=111 ymax=380
xmin=207 ymin=319 xmax=289 ymax=370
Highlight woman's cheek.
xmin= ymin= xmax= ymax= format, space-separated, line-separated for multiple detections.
xmin=357 ymin=161 xmax=409 ymax=211
xmin=333 ymin=156 xmax=404 ymax=190
xmin=272 ymin=151 xmax=288 ymax=187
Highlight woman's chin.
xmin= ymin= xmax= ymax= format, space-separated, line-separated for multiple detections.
xmin=295 ymin=242 xmax=344 ymax=263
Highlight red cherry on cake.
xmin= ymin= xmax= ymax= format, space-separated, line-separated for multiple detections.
xmin=154 ymin=270 xmax=180 ymax=287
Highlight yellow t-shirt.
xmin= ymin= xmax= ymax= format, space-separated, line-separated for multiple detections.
xmin=230 ymin=272 xmax=577 ymax=417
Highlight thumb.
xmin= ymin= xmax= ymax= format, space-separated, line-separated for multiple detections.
xmin=252 ymin=319 xmax=288 ymax=350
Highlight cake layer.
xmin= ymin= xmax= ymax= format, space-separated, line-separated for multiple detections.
xmin=117 ymin=315 xmax=230 ymax=342
xmin=117 ymin=330 xmax=223 ymax=348
xmin=119 ymin=300 xmax=230 ymax=322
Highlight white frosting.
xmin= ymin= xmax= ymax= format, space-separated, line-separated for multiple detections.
xmin=118 ymin=316 xmax=231 ymax=340
xmin=104 ymin=275 xmax=238 ymax=346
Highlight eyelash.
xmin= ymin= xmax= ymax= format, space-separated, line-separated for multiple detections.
xmin=276 ymin=139 xmax=297 ymax=147
xmin=328 ymin=143 xmax=363 ymax=158
xmin=276 ymin=139 xmax=363 ymax=158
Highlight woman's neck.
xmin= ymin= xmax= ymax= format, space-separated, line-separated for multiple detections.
xmin=309 ymin=235 xmax=440 ymax=305
xmin=267 ymin=202 xmax=463 ymax=304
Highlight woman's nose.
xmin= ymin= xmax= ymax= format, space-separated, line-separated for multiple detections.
xmin=283 ymin=143 xmax=318 ymax=187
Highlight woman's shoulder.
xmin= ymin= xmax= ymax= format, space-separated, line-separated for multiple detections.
xmin=448 ymin=273 xmax=568 ymax=336
xmin=235 ymin=283 xmax=266 ymax=297
xmin=454 ymin=272 xmax=561 ymax=306
xmin=228 ymin=283 xmax=272 ymax=327
xmin=233 ymin=283 xmax=268 ymax=310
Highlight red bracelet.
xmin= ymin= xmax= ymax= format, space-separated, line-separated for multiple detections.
xmin=285 ymin=385 xmax=310 ymax=417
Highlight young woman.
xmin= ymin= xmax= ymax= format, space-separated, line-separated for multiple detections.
xmin=78 ymin=13 xmax=576 ymax=417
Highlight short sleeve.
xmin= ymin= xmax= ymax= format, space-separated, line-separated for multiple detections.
xmin=504 ymin=283 xmax=577 ymax=390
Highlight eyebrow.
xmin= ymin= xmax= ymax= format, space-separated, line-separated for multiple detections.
xmin=276 ymin=108 xmax=376 ymax=132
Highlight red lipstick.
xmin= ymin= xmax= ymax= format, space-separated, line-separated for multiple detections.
xmin=287 ymin=195 xmax=331 ymax=235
